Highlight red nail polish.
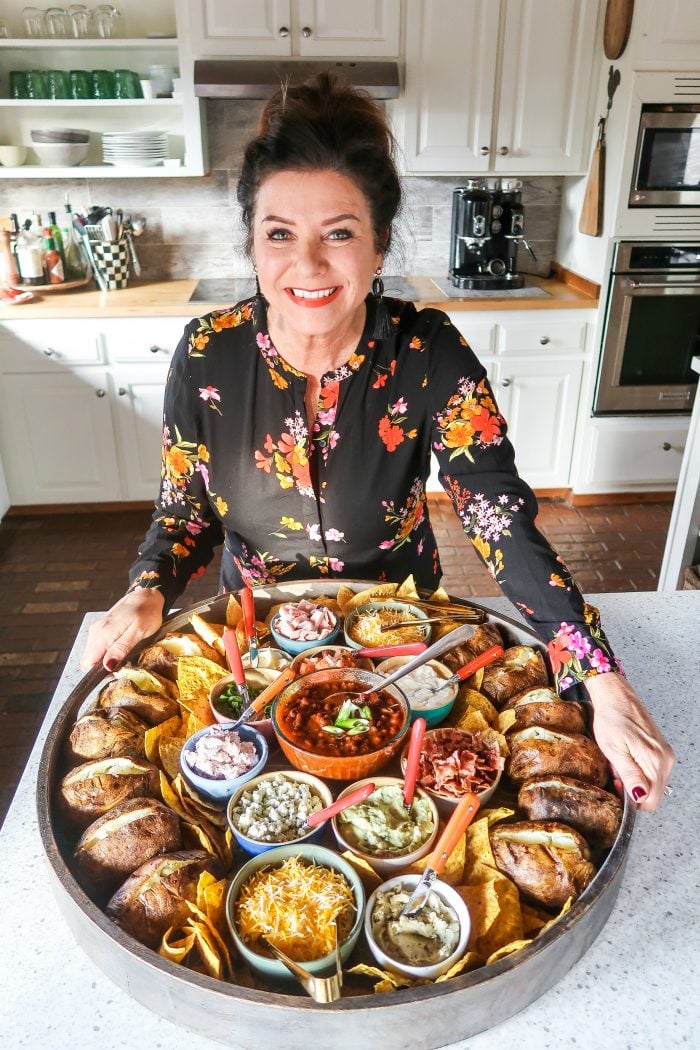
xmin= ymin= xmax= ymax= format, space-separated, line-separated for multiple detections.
xmin=632 ymin=786 xmax=647 ymax=802
xmin=105 ymin=658 xmax=117 ymax=672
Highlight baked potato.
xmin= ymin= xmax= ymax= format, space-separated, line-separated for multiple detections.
xmin=506 ymin=726 xmax=609 ymax=787
xmin=74 ymin=796 xmax=182 ymax=892
xmin=98 ymin=665 xmax=179 ymax=725
xmin=106 ymin=850 xmax=214 ymax=948
xmin=503 ymin=686 xmax=587 ymax=734
xmin=490 ymin=820 xmax=596 ymax=909
xmin=480 ymin=645 xmax=548 ymax=707
xmin=138 ymin=632 xmax=225 ymax=682
xmin=58 ymin=757 xmax=160 ymax=826
xmin=65 ymin=708 xmax=149 ymax=765
xmin=442 ymin=623 xmax=504 ymax=673
xmin=518 ymin=775 xmax=623 ymax=849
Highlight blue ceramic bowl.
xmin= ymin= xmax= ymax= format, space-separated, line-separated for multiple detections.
xmin=269 ymin=605 xmax=340 ymax=656
xmin=225 ymin=843 xmax=365 ymax=982
xmin=179 ymin=723 xmax=268 ymax=807
xmin=226 ymin=769 xmax=333 ymax=856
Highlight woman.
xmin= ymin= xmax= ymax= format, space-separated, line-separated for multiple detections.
xmin=82 ymin=74 xmax=673 ymax=810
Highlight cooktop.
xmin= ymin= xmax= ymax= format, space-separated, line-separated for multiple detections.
xmin=188 ymin=276 xmax=424 ymax=304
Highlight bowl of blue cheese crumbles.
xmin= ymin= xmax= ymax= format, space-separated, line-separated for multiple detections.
xmin=226 ymin=770 xmax=334 ymax=855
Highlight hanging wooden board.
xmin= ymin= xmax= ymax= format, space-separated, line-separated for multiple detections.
xmin=603 ymin=0 xmax=634 ymax=59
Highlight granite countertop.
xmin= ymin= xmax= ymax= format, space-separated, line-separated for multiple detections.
xmin=0 ymin=592 xmax=696 ymax=1050
xmin=0 ymin=271 xmax=598 ymax=322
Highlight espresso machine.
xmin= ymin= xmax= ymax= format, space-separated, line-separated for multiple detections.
xmin=448 ymin=179 xmax=536 ymax=290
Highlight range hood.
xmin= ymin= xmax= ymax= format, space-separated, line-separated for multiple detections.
xmin=194 ymin=59 xmax=400 ymax=100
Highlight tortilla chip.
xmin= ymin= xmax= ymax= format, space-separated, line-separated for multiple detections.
xmin=144 ymin=714 xmax=183 ymax=765
xmin=336 ymin=585 xmax=356 ymax=613
xmin=189 ymin=613 xmax=226 ymax=656
xmin=456 ymin=709 xmax=492 ymax=735
xmin=449 ymin=689 xmax=499 ymax=730
xmin=459 ymin=875 xmax=523 ymax=960
xmin=498 ymin=709 xmax=517 ymax=733
xmin=173 ymin=774 xmax=228 ymax=828
xmin=176 ymin=655 xmax=226 ymax=725
xmin=225 ymin=594 xmax=243 ymax=628
xmin=185 ymin=712 xmax=207 ymax=738
xmin=435 ymin=951 xmax=482 ymax=980
xmin=401 ymin=830 xmax=465 ymax=886
xmin=159 ymin=736 xmax=185 ymax=779
xmin=430 ymin=619 xmax=465 ymax=641
xmin=197 ymin=872 xmax=228 ymax=930
xmin=347 ymin=963 xmax=415 ymax=993
xmin=395 ymin=574 xmax=419 ymax=600
xmin=463 ymin=816 xmax=498 ymax=878
xmin=160 ymin=925 xmax=196 ymax=964
xmin=340 ymin=850 xmax=383 ymax=892
xmin=183 ymin=820 xmax=233 ymax=868
xmin=486 ymin=939 xmax=533 ymax=965
xmin=521 ymin=903 xmax=550 ymax=936
xmin=185 ymin=900 xmax=233 ymax=979
xmin=427 ymin=586 xmax=451 ymax=604
xmin=344 ymin=583 xmax=399 ymax=611
xmin=482 ymin=806 xmax=516 ymax=827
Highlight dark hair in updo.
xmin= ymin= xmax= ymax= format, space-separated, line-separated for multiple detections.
xmin=237 ymin=73 xmax=402 ymax=256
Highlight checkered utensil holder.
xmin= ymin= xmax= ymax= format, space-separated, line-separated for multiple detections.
xmin=91 ymin=239 xmax=130 ymax=289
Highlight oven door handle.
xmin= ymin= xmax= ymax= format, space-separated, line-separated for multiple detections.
xmin=627 ymin=279 xmax=700 ymax=289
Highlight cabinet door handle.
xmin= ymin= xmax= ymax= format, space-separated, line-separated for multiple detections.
xmin=501 ymin=378 xmax=511 ymax=387
xmin=95 ymin=388 xmax=106 ymax=398
xmin=498 ymin=146 xmax=509 ymax=156
xmin=301 ymin=25 xmax=312 ymax=37
xmin=539 ymin=336 xmax=550 ymax=345
xmin=278 ymin=25 xmax=289 ymax=36
xmin=480 ymin=146 xmax=490 ymax=156
xmin=149 ymin=344 xmax=163 ymax=354
xmin=661 ymin=442 xmax=672 ymax=451
xmin=118 ymin=387 xmax=128 ymax=396
xmin=43 ymin=347 xmax=58 ymax=357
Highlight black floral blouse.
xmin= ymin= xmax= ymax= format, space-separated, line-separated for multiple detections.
xmin=129 ymin=296 xmax=620 ymax=692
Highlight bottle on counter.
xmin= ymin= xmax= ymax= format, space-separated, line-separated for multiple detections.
xmin=0 ymin=228 xmax=20 ymax=286
xmin=59 ymin=202 xmax=88 ymax=280
xmin=16 ymin=221 xmax=45 ymax=286
xmin=47 ymin=211 xmax=65 ymax=266
xmin=9 ymin=213 xmax=21 ymax=271
xmin=43 ymin=231 xmax=65 ymax=284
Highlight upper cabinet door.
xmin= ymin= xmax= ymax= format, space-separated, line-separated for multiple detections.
xmin=634 ymin=0 xmax=700 ymax=69
xmin=186 ymin=1 xmax=294 ymax=56
xmin=398 ymin=0 xmax=500 ymax=174
xmin=495 ymin=0 xmax=599 ymax=174
xmin=296 ymin=0 xmax=401 ymax=55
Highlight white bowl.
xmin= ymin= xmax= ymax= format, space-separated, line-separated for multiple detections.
xmin=365 ymin=873 xmax=470 ymax=979
xmin=331 ymin=775 xmax=439 ymax=876
xmin=32 ymin=142 xmax=89 ymax=167
xmin=0 ymin=146 xmax=27 ymax=167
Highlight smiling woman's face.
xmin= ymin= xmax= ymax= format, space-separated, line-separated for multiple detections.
xmin=252 ymin=168 xmax=383 ymax=345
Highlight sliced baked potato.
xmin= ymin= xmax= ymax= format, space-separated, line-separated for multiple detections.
xmin=138 ymin=632 xmax=225 ymax=682
xmin=480 ymin=645 xmax=548 ymax=707
xmin=442 ymin=623 xmax=504 ymax=673
xmin=74 ymin=796 xmax=182 ymax=891
xmin=490 ymin=819 xmax=596 ymax=909
xmin=58 ymin=756 xmax=160 ymax=826
xmin=503 ymin=686 xmax=587 ymax=734
xmin=65 ymin=708 xmax=148 ymax=765
xmin=506 ymin=726 xmax=608 ymax=787
xmin=98 ymin=665 xmax=179 ymax=725
xmin=106 ymin=850 xmax=214 ymax=948
xmin=518 ymin=775 xmax=623 ymax=849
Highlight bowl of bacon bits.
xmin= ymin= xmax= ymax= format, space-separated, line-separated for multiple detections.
xmin=401 ymin=726 xmax=505 ymax=816
xmin=269 ymin=599 xmax=340 ymax=656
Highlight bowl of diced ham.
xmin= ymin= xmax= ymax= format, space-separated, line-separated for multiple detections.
xmin=269 ymin=600 xmax=340 ymax=656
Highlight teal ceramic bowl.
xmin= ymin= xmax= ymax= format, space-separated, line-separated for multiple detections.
xmin=374 ymin=656 xmax=457 ymax=729
xmin=225 ymin=842 xmax=365 ymax=981
xmin=269 ymin=607 xmax=340 ymax=656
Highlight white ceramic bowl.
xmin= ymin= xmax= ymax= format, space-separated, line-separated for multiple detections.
xmin=32 ymin=141 xmax=89 ymax=167
xmin=331 ymin=775 xmax=439 ymax=876
xmin=365 ymin=873 xmax=470 ymax=979
xmin=0 ymin=146 xmax=27 ymax=166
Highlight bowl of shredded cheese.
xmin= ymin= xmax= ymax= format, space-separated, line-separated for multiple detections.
xmin=343 ymin=601 xmax=432 ymax=650
xmin=225 ymin=843 xmax=365 ymax=981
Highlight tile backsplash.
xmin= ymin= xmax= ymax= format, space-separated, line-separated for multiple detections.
xmin=4 ymin=100 xmax=562 ymax=281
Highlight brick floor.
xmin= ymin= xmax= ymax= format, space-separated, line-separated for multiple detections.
xmin=0 ymin=495 xmax=672 ymax=827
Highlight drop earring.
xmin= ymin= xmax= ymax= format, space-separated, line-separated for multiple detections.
xmin=252 ymin=263 xmax=265 ymax=302
xmin=371 ymin=266 xmax=393 ymax=340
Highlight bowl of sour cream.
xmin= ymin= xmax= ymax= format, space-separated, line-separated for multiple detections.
xmin=375 ymin=657 xmax=458 ymax=728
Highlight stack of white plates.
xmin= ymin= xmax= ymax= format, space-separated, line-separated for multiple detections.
xmin=101 ymin=131 xmax=169 ymax=168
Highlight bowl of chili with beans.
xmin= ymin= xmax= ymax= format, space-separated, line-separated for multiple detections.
xmin=271 ymin=668 xmax=410 ymax=780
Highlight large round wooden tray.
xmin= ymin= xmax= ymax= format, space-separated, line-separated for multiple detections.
xmin=36 ymin=582 xmax=634 ymax=1050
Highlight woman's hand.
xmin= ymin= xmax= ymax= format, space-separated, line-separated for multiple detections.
xmin=585 ymin=671 xmax=675 ymax=812
xmin=80 ymin=589 xmax=165 ymax=673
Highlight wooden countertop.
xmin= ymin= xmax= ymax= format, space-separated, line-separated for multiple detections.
xmin=0 ymin=269 xmax=598 ymax=322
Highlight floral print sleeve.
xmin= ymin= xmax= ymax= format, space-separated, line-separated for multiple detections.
xmin=426 ymin=314 xmax=620 ymax=693
xmin=128 ymin=321 xmax=225 ymax=610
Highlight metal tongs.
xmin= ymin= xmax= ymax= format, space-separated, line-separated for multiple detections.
xmin=264 ymin=924 xmax=344 ymax=1004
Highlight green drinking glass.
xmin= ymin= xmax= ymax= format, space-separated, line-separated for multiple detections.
xmin=69 ymin=69 xmax=92 ymax=100
xmin=114 ymin=69 xmax=144 ymax=100
xmin=10 ymin=71 xmax=30 ymax=100
xmin=46 ymin=69 xmax=71 ymax=100
xmin=90 ymin=69 xmax=117 ymax=100
xmin=26 ymin=70 xmax=49 ymax=99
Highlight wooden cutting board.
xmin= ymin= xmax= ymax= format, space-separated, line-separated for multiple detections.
xmin=604 ymin=0 xmax=634 ymax=59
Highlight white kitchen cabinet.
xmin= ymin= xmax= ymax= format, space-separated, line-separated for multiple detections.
xmin=576 ymin=417 xmax=689 ymax=492
xmin=0 ymin=369 xmax=121 ymax=503
xmin=0 ymin=0 xmax=206 ymax=178
xmin=111 ymin=365 xmax=169 ymax=500
xmin=181 ymin=0 xmax=400 ymax=57
xmin=633 ymin=0 xmax=700 ymax=70
xmin=395 ymin=0 xmax=599 ymax=176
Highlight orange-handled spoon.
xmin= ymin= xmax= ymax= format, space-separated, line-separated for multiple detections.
xmin=222 ymin=627 xmax=250 ymax=707
xmin=400 ymin=791 xmax=480 ymax=917
xmin=304 ymin=781 xmax=376 ymax=830
xmin=402 ymin=716 xmax=427 ymax=812
xmin=230 ymin=665 xmax=296 ymax=730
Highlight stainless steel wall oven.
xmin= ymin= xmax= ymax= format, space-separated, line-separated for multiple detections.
xmin=595 ymin=241 xmax=700 ymax=414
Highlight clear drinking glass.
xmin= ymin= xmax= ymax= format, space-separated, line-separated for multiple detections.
xmin=45 ymin=7 xmax=70 ymax=38
xmin=22 ymin=6 xmax=47 ymax=37
xmin=68 ymin=4 xmax=91 ymax=38
xmin=0 ymin=21 xmax=11 ymax=38
xmin=94 ymin=5 xmax=123 ymax=39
